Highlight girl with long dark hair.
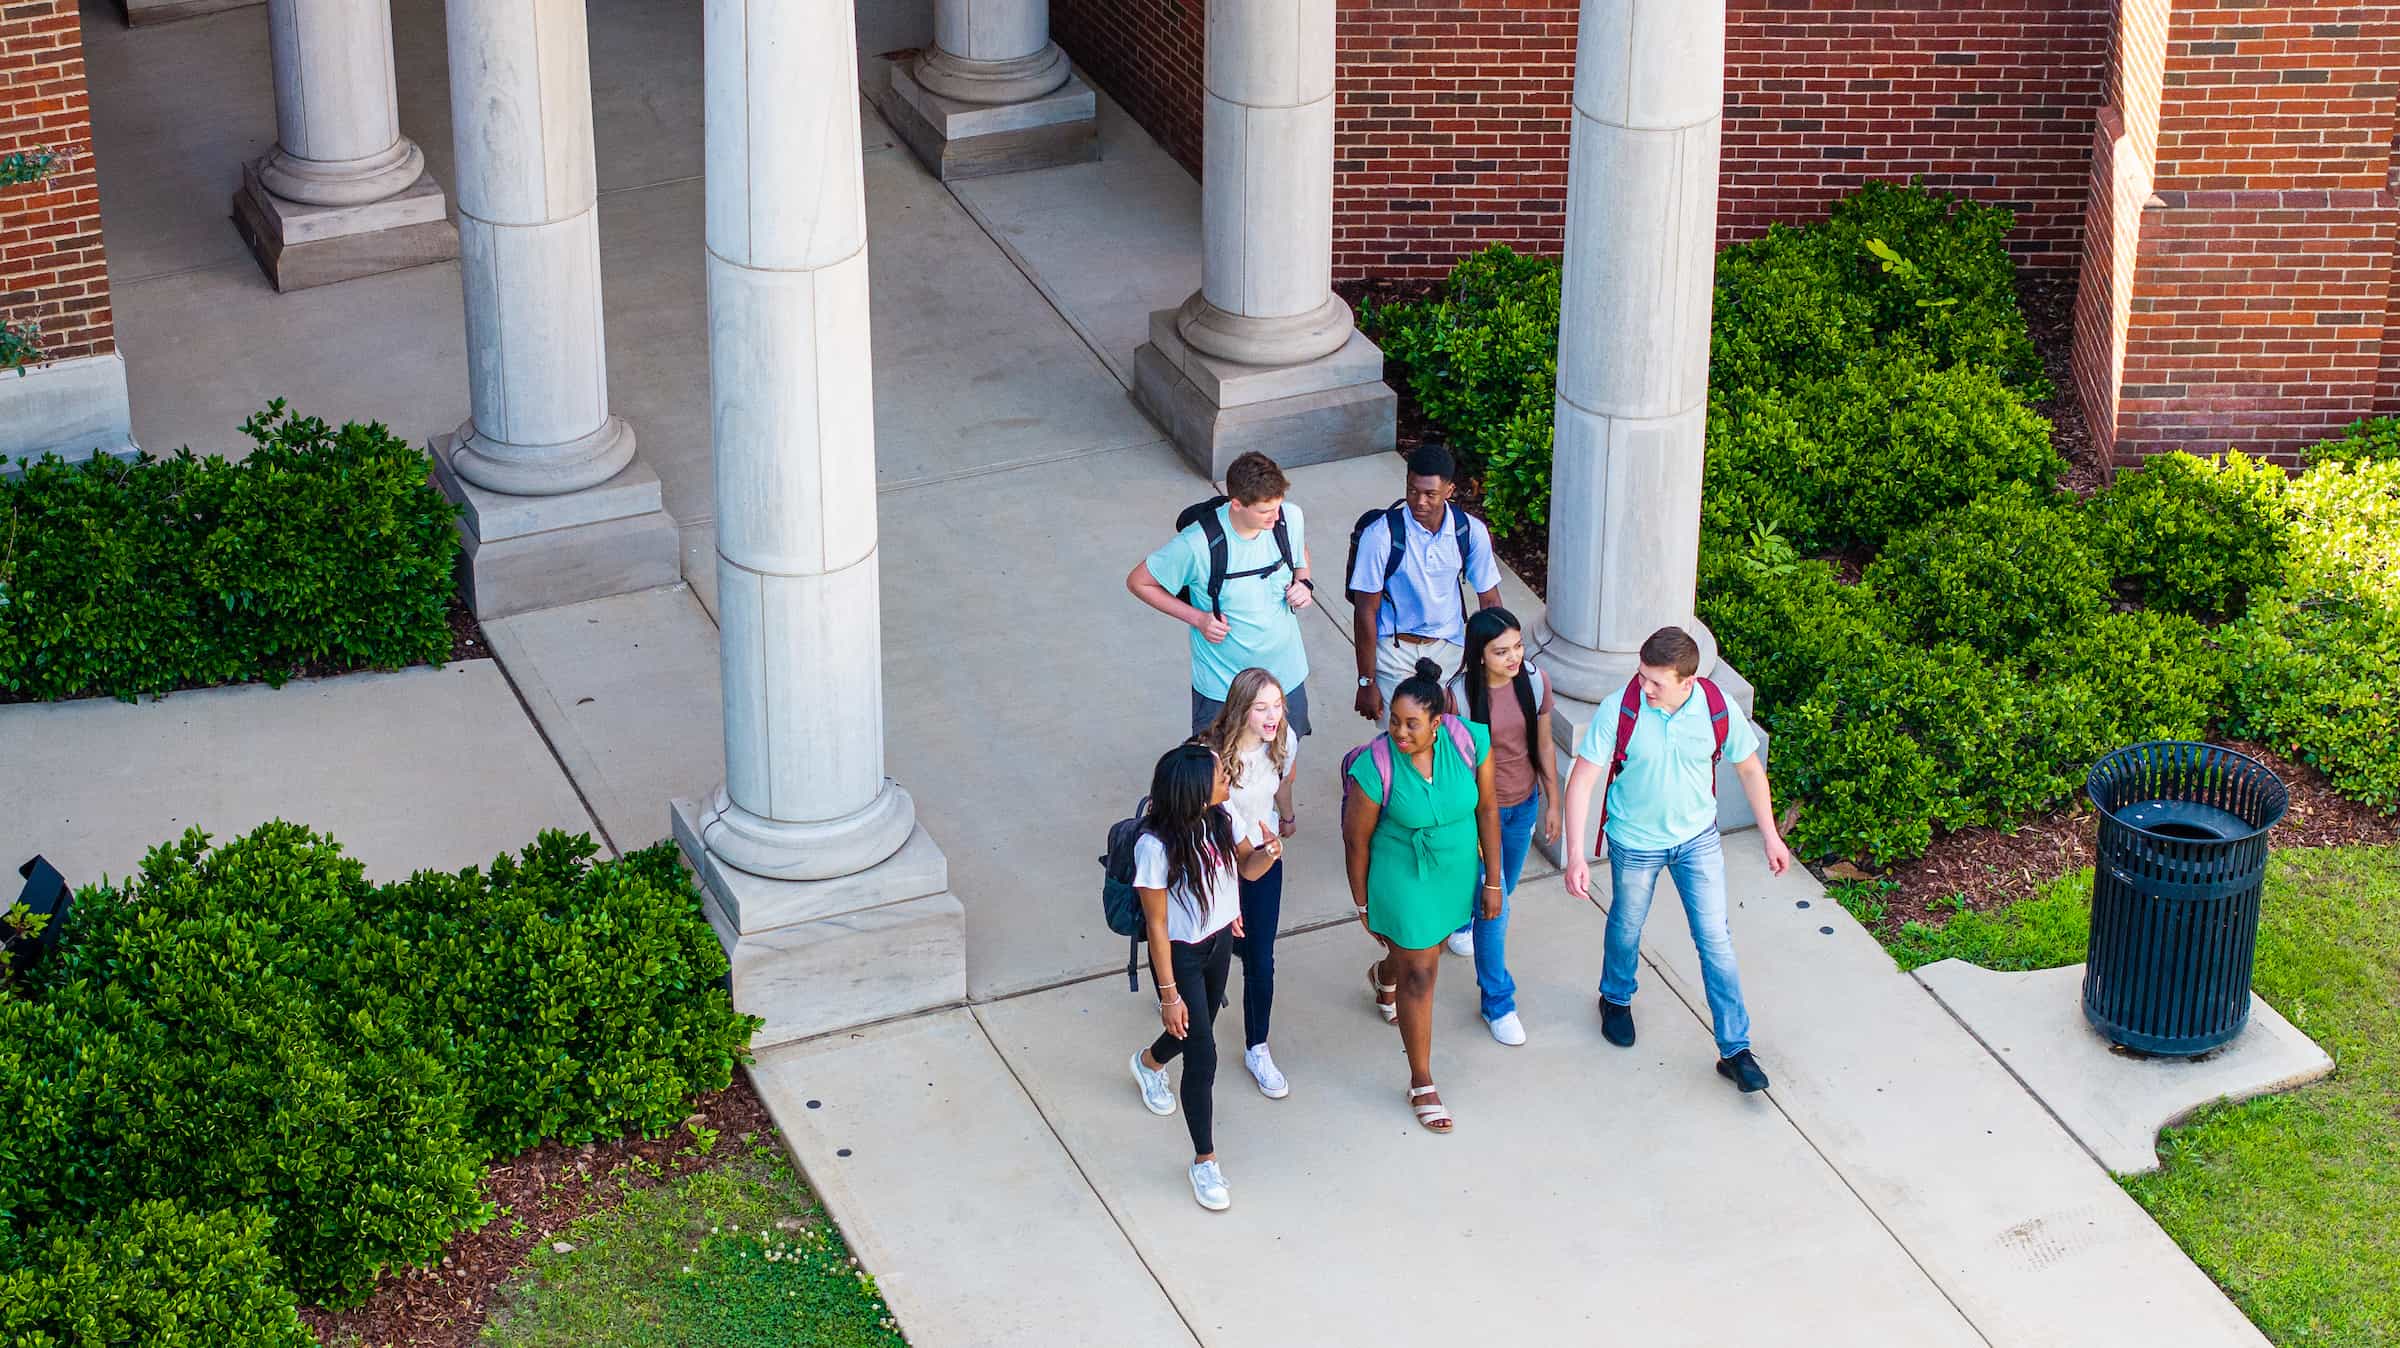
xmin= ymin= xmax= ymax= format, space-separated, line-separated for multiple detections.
xmin=1128 ymin=741 xmax=1282 ymax=1210
xmin=1201 ymin=667 xmax=1300 ymax=1099
xmin=1443 ymin=606 xmax=1557 ymax=1045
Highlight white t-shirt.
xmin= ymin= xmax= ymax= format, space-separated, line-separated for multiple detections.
xmin=1223 ymin=735 xmax=1296 ymax=846
xmin=1132 ymin=804 xmax=1243 ymax=944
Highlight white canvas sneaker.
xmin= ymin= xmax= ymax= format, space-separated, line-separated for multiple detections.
xmin=1485 ymin=1011 xmax=1528 ymax=1046
xmin=1444 ymin=928 xmax=1475 ymax=958
xmin=1244 ymin=1044 xmax=1290 ymax=1099
xmin=1189 ymin=1159 xmax=1230 ymax=1211
xmin=1130 ymin=1050 xmax=1175 ymax=1116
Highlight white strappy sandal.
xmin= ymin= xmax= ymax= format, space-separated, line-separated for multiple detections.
xmin=1409 ymin=1084 xmax=1454 ymax=1133
xmin=1367 ymin=961 xmax=1398 ymax=1024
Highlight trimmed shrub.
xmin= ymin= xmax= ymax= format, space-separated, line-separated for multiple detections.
xmin=1708 ymin=357 xmax=2063 ymax=555
xmin=1866 ymin=486 xmax=2109 ymax=656
xmin=1768 ymin=695 xmax=1942 ymax=866
xmin=1362 ymin=245 xmax=1559 ymax=536
xmin=0 ymin=1201 xmax=311 ymax=1348
xmin=2020 ymin=610 xmax=2226 ymax=778
xmin=1698 ymin=550 xmax=1893 ymax=714
xmin=2306 ymin=415 xmax=2400 ymax=466
xmin=2281 ymin=455 xmax=2400 ymax=611
xmin=1816 ymin=178 xmax=2051 ymax=397
xmin=1709 ymin=222 xmax=1883 ymax=396
xmin=2085 ymin=450 xmax=2288 ymax=616
xmin=368 ymin=834 xmax=753 ymax=1156
xmin=2223 ymin=592 xmax=2400 ymax=811
xmin=0 ymin=402 xmax=458 ymax=702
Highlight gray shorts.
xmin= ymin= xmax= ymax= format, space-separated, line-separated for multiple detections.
xmin=1191 ymin=680 xmax=1312 ymax=740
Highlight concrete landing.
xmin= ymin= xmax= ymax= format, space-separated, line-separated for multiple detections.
xmin=1918 ymin=960 xmax=2335 ymax=1175
xmin=0 ymin=660 xmax=594 ymax=884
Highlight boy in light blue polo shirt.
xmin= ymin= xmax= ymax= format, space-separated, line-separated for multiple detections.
xmin=1127 ymin=452 xmax=1316 ymax=736
xmin=1561 ymin=626 xmax=1796 ymax=1094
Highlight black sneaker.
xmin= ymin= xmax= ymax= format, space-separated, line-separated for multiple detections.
xmin=1598 ymin=997 xmax=1636 ymax=1048
xmin=1716 ymin=1049 xmax=1770 ymax=1093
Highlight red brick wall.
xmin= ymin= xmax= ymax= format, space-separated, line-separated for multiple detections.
xmin=2078 ymin=3 xmax=2400 ymax=468
xmin=0 ymin=0 xmax=111 ymax=368
xmin=1051 ymin=0 xmax=2112 ymax=281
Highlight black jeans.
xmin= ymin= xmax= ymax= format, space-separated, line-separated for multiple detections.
xmin=1238 ymin=858 xmax=1283 ymax=1049
xmin=1148 ymin=926 xmax=1235 ymax=1156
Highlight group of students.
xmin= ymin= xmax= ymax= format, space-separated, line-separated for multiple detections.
xmin=1117 ymin=447 xmax=1797 ymax=1212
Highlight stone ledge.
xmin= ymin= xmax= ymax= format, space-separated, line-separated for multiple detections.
xmin=233 ymin=165 xmax=460 ymax=293
xmin=1132 ymin=339 xmax=1395 ymax=481
xmin=429 ymin=436 xmax=681 ymax=620
xmin=871 ymin=61 xmax=1098 ymax=182
xmin=671 ymin=798 xmax=967 ymax=1049
xmin=1917 ymin=960 xmax=2334 ymax=1175
xmin=0 ymin=351 xmax=136 ymax=468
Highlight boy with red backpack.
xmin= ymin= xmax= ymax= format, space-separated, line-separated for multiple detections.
xmin=1560 ymin=627 xmax=1795 ymax=1093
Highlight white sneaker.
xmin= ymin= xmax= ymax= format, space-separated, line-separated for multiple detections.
xmin=1244 ymin=1044 xmax=1290 ymax=1099
xmin=1130 ymin=1050 xmax=1175 ymax=1116
xmin=1189 ymin=1159 xmax=1230 ymax=1211
xmin=1445 ymin=928 xmax=1475 ymax=958
xmin=1485 ymin=1011 xmax=1527 ymax=1046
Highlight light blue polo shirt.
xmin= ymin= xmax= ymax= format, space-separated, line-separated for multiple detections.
xmin=1573 ymin=682 xmax=1762 ymax=852
xmin=1345 ymin=505 xmax=1502 ymax=643
xmin=1144 ymin=502 xmax=1310 ymax=700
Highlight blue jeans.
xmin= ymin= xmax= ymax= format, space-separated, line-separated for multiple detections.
xmin=1452 ymin=795 xmax=1538 ymax=1021
xmin=1601 ymin=825 xmax=1751 ymax=1058
xmin=1237 ymin=857 xmax=1282 ymax=1049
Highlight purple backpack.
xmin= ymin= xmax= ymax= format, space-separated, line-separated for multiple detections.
xmin=1340 ymin=714 xmax=1478 ymax=810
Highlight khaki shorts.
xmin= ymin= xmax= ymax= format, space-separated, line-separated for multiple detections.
xmin=1375 ymin=635 xmax=1464 ymax=728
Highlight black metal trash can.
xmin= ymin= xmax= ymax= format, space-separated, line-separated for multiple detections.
xmin=2084 ymin=741 xmax=2287 ymax=1056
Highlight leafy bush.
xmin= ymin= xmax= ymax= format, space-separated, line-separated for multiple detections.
xmin=2084 ymin=450 xmax=2289 ymax=616
xmin=3 ymin=822 xmax=757 ymax=1309
xmin=368 ymin=834 xmax=752 ymax=1156
xmin=1767 ymin=694 xmax=1942 ymax=865
xmin=1707 ymin=358 xmax=2062 ymax=554
xmin=2280 ymin=455 xmax=2400 ymax=611
xmin=2222 ymin=593 xmax=2400 ymax=810
xmin=1697 ymin=550 xmax=1893 ymax=714
xmin=0 ymin=1201 xmax=312 ymax=1347
xmin=0 ymin=402 xmax=458 ymax=702
xmin=2020 ymin=610 xmax=2225 ymax=776
xmin=2306 ymin=416 xmax=2400 ymax=466
xmin=1815 ymin=179 xmax=2051 ymax=396
xmin=1709 ymin=223 xmax=1883 ymax=396
xmin=1362 ymin=245 xmax=1560 ymax=535
xmin=1866 ymin=486 xmax=2109 ymax=656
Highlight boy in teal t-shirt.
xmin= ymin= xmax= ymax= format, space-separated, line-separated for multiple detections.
xmin=1127 ymin=452 xmax=1317 ymax=737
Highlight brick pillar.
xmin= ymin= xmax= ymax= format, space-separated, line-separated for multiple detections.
xmin=0 ymin=0 xmax=132 ymax=465
xmin=2075 ymin=2 xmax=2400 ymax=469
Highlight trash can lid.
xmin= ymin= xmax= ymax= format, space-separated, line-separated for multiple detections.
xmin=2115 ymin=799 xmax=2249 ymax=842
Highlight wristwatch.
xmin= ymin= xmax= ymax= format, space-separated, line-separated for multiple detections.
xmin=1357 ymin=675 xmax=1374 ymax=688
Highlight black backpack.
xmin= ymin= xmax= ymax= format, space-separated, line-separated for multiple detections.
xmin=1174 ymin=496 xmax=1295 ymax=615
xmin=1344 ymin=501 xmax=1478 ymax=603
xmin=1099 ymin=798 xmax=1151 ymax=990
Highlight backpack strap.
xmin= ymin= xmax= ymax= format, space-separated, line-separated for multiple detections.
xmin=1126 ymin=933 xmax=1141 ymax=992
xmin=1381 ymin=502 xmax=1409 ymax=591
xmin=1369 ymin=734 xmax=1394 ymax=800
xmin=1698 ymin=676 xmax=1730 ymax=797
xmin=1439 ymin=714 xmax=1479 ymax=773
xmin=1195 ymin=507 xmax=1230 ymax=616
xmin=1608 ymin=677 xmax=1643 ymax=780
xmin=1271 ymin=515 xmax=1294 ymax=581
xmin=1449 ymin=504 xmax=1476 ymax=584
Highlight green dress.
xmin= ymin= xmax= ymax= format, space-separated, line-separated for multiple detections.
xmin=1348 ymin=722 xmax=1490 ymax=950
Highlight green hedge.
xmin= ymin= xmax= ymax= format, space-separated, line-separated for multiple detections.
xmin=2 ymin=823 xmax=757 ymax=1310
xmin=0 ymin=1201 xmax=312 ymax=1347
xmin=2084 ymin=449 xmax=2288 ymax=616
xmin=0 ymin=402 xmax=458 ymax=702
xmin=1865 ymin=485 xmax=2109 ymax=656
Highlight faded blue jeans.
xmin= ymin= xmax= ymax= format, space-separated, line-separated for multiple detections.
xmin=1453 ymin=795 xmax=1538 ymax=1022
xmin=1601 ymin=825 xmax=1751 ymax=1058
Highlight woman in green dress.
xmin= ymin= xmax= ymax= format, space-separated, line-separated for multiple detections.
xmin=1341 ymin=657 xmax=1503 ymax=1132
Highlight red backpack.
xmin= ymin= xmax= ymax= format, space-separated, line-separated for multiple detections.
xmin=1599 ymin=677 xmax=1730 ymax=829
xmin=1340 ymin=714 xmax=1479 ymax=811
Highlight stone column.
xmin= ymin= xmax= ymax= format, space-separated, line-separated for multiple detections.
xmin=232 ymin=0 xmax=457 ymax=291
xmin=1534 ymin=0 xmax=1726 ymax=700
xmin=426 ymin=0 xmax=678 ymax=620
xmin=1131 ymin=0 xmax=1393 ymax=479
xmin=876 ymin=0 xmax=1097 ymax=181
xmin=1532 ymin=0 xmax=1760 ymax=867
xmin=672 ymin=0 xmax=965 ymax=1049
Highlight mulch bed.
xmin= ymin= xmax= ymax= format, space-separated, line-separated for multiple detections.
xmin=1849 ymin=739 xmax=2400 ymax=930
xmin=301 ymin=1069 xmax=778 ymax=1348
xmin=2016 ymin=267 xmax=2107 ymax=497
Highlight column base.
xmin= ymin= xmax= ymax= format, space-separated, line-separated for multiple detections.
xmin=1132 ymin=306 xmax=1396 ymax=479
xmin=232 ymin=162 xmax=459 ymax=293
xmin=671 ymin=799 xmax=967 ymax=1049
xmin=120 ymin=0 xmax=258 ymax=24
xmin=429 ymin=433 xmax=682 ymax=620
xmin=1532 ymin=653 xmax=1769 ymax=870
xmin=0 ymin=351 xmax=137 ymax=470
xmin=872 ymin=59 xmax=1097 ymax=182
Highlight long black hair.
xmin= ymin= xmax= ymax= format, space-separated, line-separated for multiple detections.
xmin=1141 ymin=742 xmax=1236 ymax=917
xmin=1460 ymin=607 xmax=1539 ymax=735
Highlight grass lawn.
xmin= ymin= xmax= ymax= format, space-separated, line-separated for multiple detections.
xmin=478 ymin=1141 xmax=905 ymax=1348
xmin=1840 ymin=846 xmax=2400 ymax=1346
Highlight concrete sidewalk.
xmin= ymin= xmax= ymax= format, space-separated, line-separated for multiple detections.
xmin=76 ymin=3 xmax=2267 ymax=1344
